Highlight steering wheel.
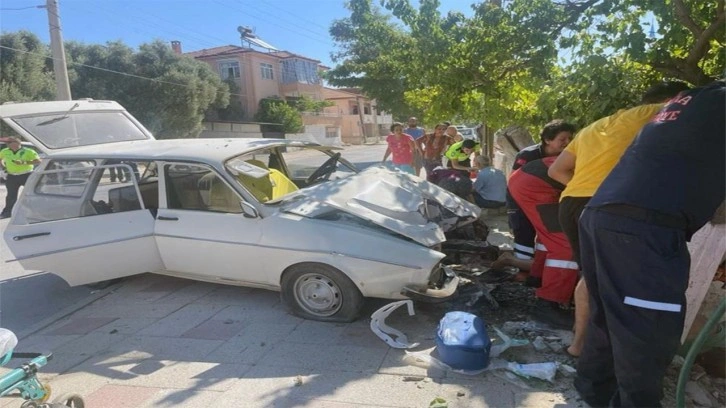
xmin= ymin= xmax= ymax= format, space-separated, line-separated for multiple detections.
xmin=306 ymin=152 xmax=341 ymax=185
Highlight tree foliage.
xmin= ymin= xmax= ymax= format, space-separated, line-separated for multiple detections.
xmin=328 ymin=0 xmax=723 ymax=131
xmin=65 ymin=40 xmax=229 ymax=138
xmin=0 ymin=31 xmax=55 ymax=103
xmin=255 ymin=97 xmax=304 ymax=133
xmin=0 ymin=33 xmax=230 ymax=138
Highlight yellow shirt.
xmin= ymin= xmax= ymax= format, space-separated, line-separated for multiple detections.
xmin=561 ymin=103 xmax=664 ymax=199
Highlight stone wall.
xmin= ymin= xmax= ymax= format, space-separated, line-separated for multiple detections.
xmin=199 ymin=121 xmax=263 ymax=139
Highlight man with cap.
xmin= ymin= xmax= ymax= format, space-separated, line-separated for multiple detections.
xmin=0 ymin=137 xmax=41 ymax=219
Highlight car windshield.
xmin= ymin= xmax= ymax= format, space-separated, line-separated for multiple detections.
xmin=224 ymin=145 xmax=357 ymax=204
xmin=11 ymin=112 xmax=148 ymax=150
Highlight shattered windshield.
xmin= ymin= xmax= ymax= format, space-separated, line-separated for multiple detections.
xmin=11 ymin=112 xmax=149 ymax=149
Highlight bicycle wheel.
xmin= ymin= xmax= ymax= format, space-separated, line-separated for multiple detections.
xmin=52 ymin=393 xmax=85 ymax=408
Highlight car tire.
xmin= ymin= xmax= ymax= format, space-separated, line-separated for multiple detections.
xmin=281 ymin=263 xmax=364 ymax=322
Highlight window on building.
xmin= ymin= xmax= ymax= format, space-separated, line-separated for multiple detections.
xmin=261 ymin=63 xmax=274 ymax=80
xmin=281 ymin=58 xmax=320 ymax=84
xmin=219 ymin=61 xmax=240 ymax=80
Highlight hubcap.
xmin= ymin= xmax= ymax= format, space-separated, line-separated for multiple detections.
xmin=293 ymin=273 xmax=342 ymax=317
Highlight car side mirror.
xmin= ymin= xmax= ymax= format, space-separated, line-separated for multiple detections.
xmin=240 ymin=201 xmax=259 ymax=218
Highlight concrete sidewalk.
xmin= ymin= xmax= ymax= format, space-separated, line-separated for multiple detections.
xmin=0 ymin=267 xmax=580 ymax=408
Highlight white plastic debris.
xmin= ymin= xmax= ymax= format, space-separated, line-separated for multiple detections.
xmin=532 ymin=336 xmax=548 ymax=352
xmin=490 ymin=327 xmax=529 ymax=357
xmin=370 ymin=300 xmax=420 ymax=349
xmin=506 ymin=362 xmax=558 ymax=382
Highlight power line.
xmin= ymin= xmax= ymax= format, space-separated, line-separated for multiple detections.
xmin=213 ymin=0 xmax=334 ymax=47
xmin=240 ymin=0 xmax=332 ymax=42
xmin=0 ymin=5 xmax=44 ymax=11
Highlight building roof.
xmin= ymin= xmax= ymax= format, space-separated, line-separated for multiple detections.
xmin=184 ymin=45 xmax=252 ymax=59
xmin=270 ymin=51 xmax=321 ymax=64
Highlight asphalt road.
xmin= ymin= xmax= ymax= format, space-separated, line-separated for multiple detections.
xmin=0 ymin=143 xmax=388 ymax=336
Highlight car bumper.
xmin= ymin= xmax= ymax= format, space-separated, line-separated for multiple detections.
xmin=401 ymin=275 xmax=459 ymax=303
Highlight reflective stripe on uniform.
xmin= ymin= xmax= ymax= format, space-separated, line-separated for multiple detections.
xmin=535 ymin=243 xmax=548 ymax=251
xmin=623 ymin=296 xmax=682 ymax=312
xmin=514 ymin=252 xmax=533 ymax=260
xmin=514 ymin=243 xmax=534 ymax=255
xmin=544 ymin=259 xmax=579 ymax=270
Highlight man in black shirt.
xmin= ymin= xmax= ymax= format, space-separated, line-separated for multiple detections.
xmin=574 ymin=81 xmax=725 ymax=408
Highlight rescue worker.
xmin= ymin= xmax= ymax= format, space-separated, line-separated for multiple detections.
xmin=574 ymin=80 xmax=725 ymax=407
xmin=505 ymin=120 xmax=575 ymax=262
xmin=548 ymin=81 xmax=690 ymax=357
xmin=444 ymin=139 xmax=480 ymax=174
xmin=0 ymin=137 xmax=41 ymax=219
xmin=508 ymin=156 xmax=576 ymax=328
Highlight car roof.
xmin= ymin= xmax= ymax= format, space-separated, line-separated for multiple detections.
xmin=44 ymin=138 xmax=331 ymax=163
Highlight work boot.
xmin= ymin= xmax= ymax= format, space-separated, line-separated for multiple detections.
xmin=530 ymin=298 xmax=574 ymax=330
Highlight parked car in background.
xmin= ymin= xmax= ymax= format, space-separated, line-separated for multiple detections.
xmin=1 ymin=99 xmax=481 ymax=322
xmin=0 ymin=140 xmax=41 ymax=183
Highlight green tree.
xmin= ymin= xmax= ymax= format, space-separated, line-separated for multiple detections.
xmin=294 ymin=95 xmax=334 ymax=113
xmin=255 ymin=97 xmax=303 ymax=133
xmin=0 ymin=31 xmax=55 ymax=103
xmin=65 ymin=39 xmax=229 ymax=138
xmin=213 ymin=78 xmax=246 ymax=121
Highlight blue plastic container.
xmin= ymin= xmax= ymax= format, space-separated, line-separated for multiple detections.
xmin=435 ymin=311 xmax=491 ymax=370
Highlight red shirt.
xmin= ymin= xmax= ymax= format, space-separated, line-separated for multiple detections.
xmin=386 ymin=133 xmax=414 ymax=165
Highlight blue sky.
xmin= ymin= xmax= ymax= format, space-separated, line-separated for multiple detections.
xmin=0 ymin=0 xmax=473 ymax=68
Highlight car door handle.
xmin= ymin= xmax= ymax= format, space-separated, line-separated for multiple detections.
xmin=13 ymin=232 xmax=51 ymax=241
xmin=157 ymin=216 xmax=179 ymax=221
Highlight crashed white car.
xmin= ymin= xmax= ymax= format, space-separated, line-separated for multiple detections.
xmin=1 ymin=100 xmax=481 ymax=322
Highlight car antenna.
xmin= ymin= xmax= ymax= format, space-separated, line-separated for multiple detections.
xmin=37 ymin=102 xmax=80 ymax=126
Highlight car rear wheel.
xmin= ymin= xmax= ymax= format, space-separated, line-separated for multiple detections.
xmin=281 ymin=263 xmax=364 ymax=322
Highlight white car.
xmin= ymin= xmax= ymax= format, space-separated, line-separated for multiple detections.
xmin=1 ymin=100 xmax=481 ymax=322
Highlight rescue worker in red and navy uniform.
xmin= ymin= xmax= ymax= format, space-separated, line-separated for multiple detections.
xmin=505 ymin=120 xmax=575 ymax=263
xmin=508 ymin=156 xmax=577 ymax=328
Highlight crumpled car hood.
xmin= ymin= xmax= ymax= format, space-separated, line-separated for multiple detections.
xmin=282 ymin=167 xmax=481 ymax=246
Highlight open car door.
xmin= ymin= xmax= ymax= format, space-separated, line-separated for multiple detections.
xmin=3 ymin=163 xmax=163 ymax=286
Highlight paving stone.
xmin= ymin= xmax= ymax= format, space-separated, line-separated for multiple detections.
xmin=195 ymin=286 xmax=279 ymax=309
xmin=112 ymin=360 xmax=249 ymax=392
xmin=438 ymin=376 xmax=518 ymax=407
xmin=204 ymin=323 xmax=297 ymax=364
xmin=15 ymin=334 xmax=80 ymax=352
xmin=137 ymin=303 xmax=226 ymax=337
xmin=262 ymin=342 xmax=387 ymax=373
xmin=47 ymin=317 xmax=118 ymax=335
xmin=514 ymin=391 xmax=578 ymax=407
xmin=89 ymin=317 xmax=158 ymax=335
xmin=82 ymin=384 xmax=159 ymax=408
xmin=209 ymin=365 xmax=314 ymax=407
xmin=181 ymin=318 xmax=247 ymax=341
xmin=138 ymin=388 xmax=224 ymax=408
xmin=289 ymin=371 xmax=444 ymax=408
xmin=139 ymin=278 xmax=192 ymax=293
xmin=52 ymin=332 xmax=127 ymax=357
xmin=105 ymin=336 xmax=225 ymax=362
xmin=285 ymin=320 xmax=348 ymax=345
xmin=211 ymin=305 xmax=303 ymax=325
xmin=378 ymin=347 xmax=447 ymax=379
xmin=76 ymin=301 xmax=184 ymax=319
xmin=335 ymin=321 xmax=391 ymax=349
xmin=152 ymin=281 xmax=218 ymax=304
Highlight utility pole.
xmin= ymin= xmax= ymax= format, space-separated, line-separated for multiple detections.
xmin=46 ymin=0 xmax=72 ymax=100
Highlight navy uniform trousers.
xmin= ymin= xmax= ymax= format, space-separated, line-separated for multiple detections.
xmin=575 ymin=207 xmax=690 ymax=408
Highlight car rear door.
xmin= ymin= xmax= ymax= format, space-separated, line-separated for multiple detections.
xmin=3 ymin=161 xmax=163 ymax=286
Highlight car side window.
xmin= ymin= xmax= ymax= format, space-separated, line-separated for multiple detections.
xmin=164 ymin=163 xmax=242 ymax=213
xmin=19 ymin=160 xmax=146 ymax=224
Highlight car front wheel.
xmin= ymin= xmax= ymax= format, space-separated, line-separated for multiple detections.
xmin=281 ymin=263 xmax=364 ymax=322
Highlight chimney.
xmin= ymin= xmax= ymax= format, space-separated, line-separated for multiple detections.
xmin=171 ymin=41 xmax=182 ymax=55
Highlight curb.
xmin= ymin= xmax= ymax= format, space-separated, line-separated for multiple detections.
xmin=15 ymin=280 xmax=124 ymax=340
